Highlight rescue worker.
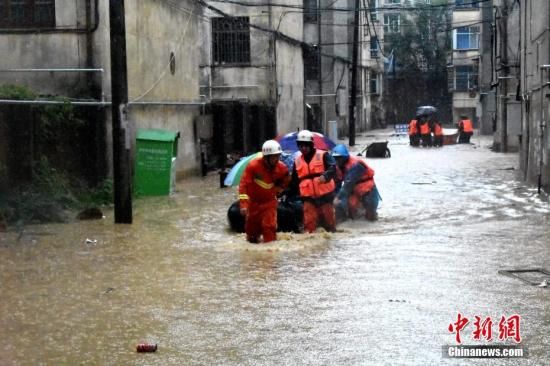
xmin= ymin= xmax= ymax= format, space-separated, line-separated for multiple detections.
xmin=418 ymin=117 xmax=432 ymax=147
xmin=332 ymin=144 xmax=380 ymax=222
xmin=458 ymin=116 xmax=474 ymax=143
xmin=290 ymin=130 xmax=337 ymax=233
xmin=432 ymin=120 xmax=443 ymax=147
xmin=239 ymin=140 xmax=290 ymax=243
xmin=408 ymin=118 xmax=420 ymax=147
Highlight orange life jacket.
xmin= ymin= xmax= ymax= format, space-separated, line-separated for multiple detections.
xmin=336 ymin=156 xmax=375 ymax=196
xmin=433 ymin=122 xmax=443 ymax=136
xmin=460 ymin=119 xmax=473 ymax=133
xmin=419 ymin=122 xmax=430 ymax=135
xmin=295 ymin=150 xmax=336 ymax=198
xmin=409 ymin=120 xmax=418 ymax=135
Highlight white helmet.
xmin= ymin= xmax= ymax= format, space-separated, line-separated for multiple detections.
xmin=296 ymin=130 xmax=314 ymax=143
xmin=262 ymin=140 xmax=282 ymax=156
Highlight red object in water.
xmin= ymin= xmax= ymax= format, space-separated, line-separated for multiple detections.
xmin=136 ymin=343 xmax=157 ymax=353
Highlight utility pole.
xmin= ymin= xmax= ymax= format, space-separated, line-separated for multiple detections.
xmin=109 ymin=0 xmax=133 ymax=223
xmin=348 ymin=0 xmax=360 ymax=146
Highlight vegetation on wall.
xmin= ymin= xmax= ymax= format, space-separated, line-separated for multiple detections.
xmin=0 ymin=84 xmax=111 ymax=225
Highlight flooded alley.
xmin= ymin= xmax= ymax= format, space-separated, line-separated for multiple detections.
xmin=1 ymin=132 xmax=549 ymax=365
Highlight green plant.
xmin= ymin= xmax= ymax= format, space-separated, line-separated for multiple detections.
xmin=0 ymin=84 xmax=36 ymax=100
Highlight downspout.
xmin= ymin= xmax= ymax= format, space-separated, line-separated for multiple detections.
xmin=501 ymin=1 xmax=508 ymax=152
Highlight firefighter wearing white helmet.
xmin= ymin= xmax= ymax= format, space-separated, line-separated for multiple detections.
xmin=238 ymin=139 xmax=290 ymax=243
xmin=261 ymin=140 xmax=283 ymax=156
xmin=290 ymin=130 xmax=337 ymax=233
xmin=296 ymin=129 xmax=314 ymax=143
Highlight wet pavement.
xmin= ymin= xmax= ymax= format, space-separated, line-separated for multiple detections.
xmin=1 ymin=130 xmax=549 ymax=365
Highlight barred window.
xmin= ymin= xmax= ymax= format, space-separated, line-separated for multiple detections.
xmin=212 ymin=17 xmax=251 ymax=65
xmin=0 ymin=0 xmax=55 ymax=28
xmin=303 ymin=45 xmax=319 ymax=80
xmin=304 ymin=0 xmax=318 ymax=23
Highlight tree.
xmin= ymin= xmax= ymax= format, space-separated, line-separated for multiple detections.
xmin=383 ymin=1 xmax=452 ymax=124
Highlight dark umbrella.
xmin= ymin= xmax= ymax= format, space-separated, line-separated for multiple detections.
xmin=416 ymin=105 xmax=437 ymax=116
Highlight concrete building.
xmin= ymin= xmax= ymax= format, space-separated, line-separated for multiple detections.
xmin=516 ymin=0 xmax=550 ymax=192
xmin=361 ymin=0 xmax=385 ymax=130
xmin=199 ymin=0 xmax=304 ymax=163
xmin=448 ymin=0 xmax=482 ymax=127
xmin=0 ymin=0 xmax=204 ymax=188
xmin=490 ymin=0 xmax=521 ymax=152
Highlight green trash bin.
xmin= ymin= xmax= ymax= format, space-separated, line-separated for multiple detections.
xmin=135 ymin=129 xmax=180 ymax=196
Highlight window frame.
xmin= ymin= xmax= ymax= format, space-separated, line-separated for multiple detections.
xmin=454 ymin=26 xmax=480 ymax=50
xmin=383 ymin=13 xmax=400 ymax=33
xmin=450 ymin=65 xmax=478 ymax=91
xmin=369 ymin=71 xmax=379 ymax=95
xmin=303 ymin=45 xmax=319 ymax=81
xmin=0 ymin=0 xmax=56 ymax=29
xmin=211 ymin=16 xmax=251 ymax=66
xmin=455 ymin=0 xmax=479 ymax=9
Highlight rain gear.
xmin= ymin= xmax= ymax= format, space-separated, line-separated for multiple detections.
xmin=458 ymin=119 xmax=474 ymax=143
xmin=290 ymin=149 xmax=337 ymax=232
xmin=335 ymin=156 xmax=379 ymax=221
xmin=239 ymin=157 xmax=290 ymax=243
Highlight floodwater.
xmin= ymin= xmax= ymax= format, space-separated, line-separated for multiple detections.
xmin=1 ymin=132 xmax=549 ymax=365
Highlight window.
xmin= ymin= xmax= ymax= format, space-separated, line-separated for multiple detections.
xmin=455 ymin=26 xmax=480 ymax=49
xmin=384 ymin=0 xmax=400 ymax=4
xmin=369 ymin=0 xmax=378 ymax=22
xmin=455 ymin=0 xmax=479 ymax=9
xmin=449 ymin=65 xmax=478 ymax=91
xmin=304 ymin=0 xmax=318 ymax=23
xmin=0 ymin=0 xmax=55 ymax=28
xmin=369 ymin=71 xmax=379 ymax=94
xmin=212 ymin=17 xmax=251 ymax=65
xmin=383 ymin=14 xmax=400 ymax=33
xmin=303 ymin=45 xmax=319 ymax=80
xmin=370 ymin=37 xmax=379 ymax=58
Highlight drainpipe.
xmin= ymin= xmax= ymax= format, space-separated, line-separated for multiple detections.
xmin=539 ymin=65 xmax=550 ymax=193
xmin=501 ymin=1 xmax=509 ymax=152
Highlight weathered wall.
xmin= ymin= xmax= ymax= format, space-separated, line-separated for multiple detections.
xmin=0 ymin=0 xmax=91 ymax=95
xmin=519 ymin=0 xmax=550 ymax=192
xmin=124 ymin=0 xmax=202 ymax=177
xmin=0 ymin=0 xmax=203 ymax=183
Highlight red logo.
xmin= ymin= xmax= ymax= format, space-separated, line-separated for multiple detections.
xmin=449 ymin=313 xmax=522 ymax=344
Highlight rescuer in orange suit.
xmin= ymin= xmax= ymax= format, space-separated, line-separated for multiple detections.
xmin=332 ymin=144 xmax=380 ymax=222
xmin=458 ymin=116 xmax=474 ymax=143
xmin=239 ymin=140 xmax=290 ymax=243
xmin=289 ymin=130 xmax=337 ymax=233
xmin=409 ymin=118 xmax=420 ymax=146
xmin=419 ymin=117 xmax=432 ymax=147
xmin=431 ymin=120 xmax=443 ymax=147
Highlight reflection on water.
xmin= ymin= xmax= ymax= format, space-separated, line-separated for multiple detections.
xmin=1 ymin=134 xmax=549 ymax=365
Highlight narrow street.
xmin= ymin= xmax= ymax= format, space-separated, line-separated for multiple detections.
xmin=1 ymin=130 xmax=549 ymax=365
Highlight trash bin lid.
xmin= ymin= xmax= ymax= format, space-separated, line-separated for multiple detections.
xmin=137 ymin=129 xmax=179 ymax=142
